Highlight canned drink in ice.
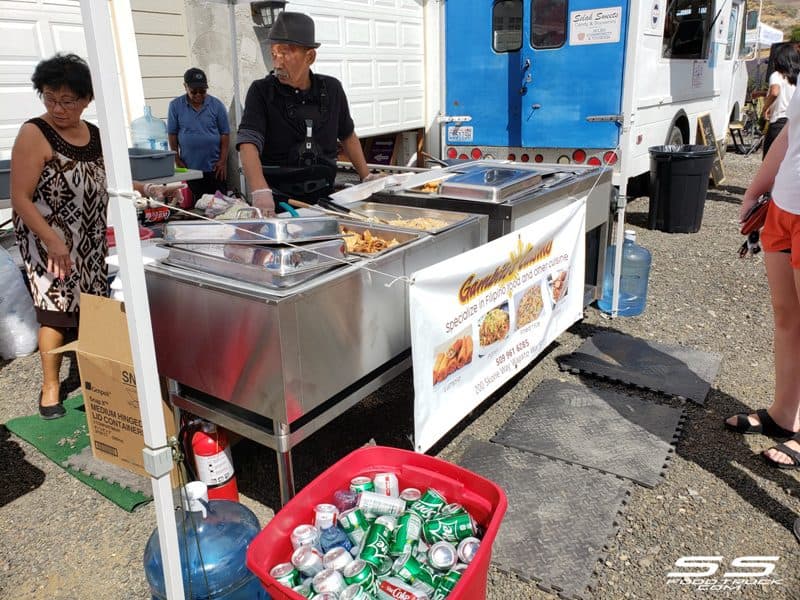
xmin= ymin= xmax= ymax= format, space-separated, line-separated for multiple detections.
xmin=400 ymin=487 xmax=422 ymax=503
xmin=376 ymin=556 xmax=394 ymax=577
xmin=314 ymin=503 xmax=339 ymax=530
xmin=340 ymin=582 xmax=370 ymax=600
xmin=291 ymin=582 xmax=314 ymax=598
xmin=334 ymin=488 xmax=358 ymax=512
xmin=407 ymin=488 xmax=447 ymax=521
xmin=357 ymin=490 xmax=406 ymax=516
xmin=456 ymin=536 xmax=480 ymax=564
xmin=342 ymin=558 xmax=376 ymax=593
xmin=323 ymin=546 xmax=354 ymax=571
xmin=291 ymin=545 xmax=324 ymax=577
xmin=427 ymin=541 xmax=458 ymax=571
xmin=422 ymin=513 xmax=476 ymax=544
xmin=392 ymin=551 xmax=438 ymax=593
xmin=390 ymin=511 xmax=423 ymax=557
xmin=439 ymin=502 xmax=467 ymax=517
xmin=350 ymin=476 xmax=375 ymax=493
xmin=358 ymin=516 xmax=394 ymax=568
xmin=373 ymin=472 xmax=400 ymax=497
xmin=313 ymin=594 xmax=339 ymax=600
xmin=430 ymin=568 xmax=462 ymax=600
xmin=291 ymin=523 xmax=321 ymax=551
xmin=312 ymin=568 xmax=347 ymax=594
xmin=338 ymin=507 xmax=371 ymax=546
xmin=376 ymin=576 xmax=431 ymax=600
xmin=269 ymin=561 xmax=300 ymax=588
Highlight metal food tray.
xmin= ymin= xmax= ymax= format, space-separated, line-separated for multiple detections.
xmin=339 ymin=221 xmax=422 ymax=257
xmin=166 ymin=238 xmax=348 ymax=274
xmin=438 ymin=165 xmax=544 ymax=203
xmin=162 ymin=245 xmax=344 ymax=288
xmin=163 ymin=216 xmax=341 ymax=245
xmin=341 ymin=202 xmax=475 ymax=235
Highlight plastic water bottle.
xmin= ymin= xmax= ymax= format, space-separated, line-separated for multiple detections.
xmin=319 ymin=524 xmax=353 ymax=553
xmin=131 ymin=105 xmax=169 ymax=151
xmin=597 ymin=230 xmax=652 ymax=317
xmin=143 ymin=482 xmax=269 ymax=600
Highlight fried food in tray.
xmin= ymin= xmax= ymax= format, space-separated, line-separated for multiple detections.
xmin=432 ymin=335 xmax=474 ymax=385
xmin=387 ymin=217 xmax=448 ymax=231
xmin=516 ymin=285 xmax=544 ymax=328
xmin=413 ymin=179 xmax=443 ymax=193
xmin=479 ymin=307 xmax=510 ymax=347
xmin=340 ymin=226 xmax=400 ymax=254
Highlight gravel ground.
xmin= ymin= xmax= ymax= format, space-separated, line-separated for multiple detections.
xmin=1 ymin=151 xmax=798 ymax=600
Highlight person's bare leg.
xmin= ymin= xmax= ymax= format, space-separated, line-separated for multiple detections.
xmin=38 ymin=325 xmax=65 ymax=407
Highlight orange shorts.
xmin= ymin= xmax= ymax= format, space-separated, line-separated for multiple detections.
xmin=761 ymin=201 xmax=800 ymax=269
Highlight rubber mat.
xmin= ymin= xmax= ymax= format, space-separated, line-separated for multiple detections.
xmin=557 ymin=331 xmax=721 ymax=404
xmin=492 ymin=379 xmax=684 ymax=488
xmin=459 ymin=440 xmax=630 ymax=600
xmin=63 ymin=446 xmax=152 ymax=496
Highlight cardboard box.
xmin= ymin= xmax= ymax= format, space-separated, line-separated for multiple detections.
xmin=55 ymin=294 xmax=176 ymax=479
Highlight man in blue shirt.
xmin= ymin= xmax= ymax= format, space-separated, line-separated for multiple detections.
xmin=168 ymin=68 xmax=230 ymax=201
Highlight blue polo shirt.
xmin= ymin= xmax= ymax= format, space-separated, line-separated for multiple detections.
xmin=167 ymin=94 xmax=230 ymax=172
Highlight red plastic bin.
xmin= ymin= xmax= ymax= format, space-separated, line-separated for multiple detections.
xmin=246 ymin=446 xmax=507 ymax=600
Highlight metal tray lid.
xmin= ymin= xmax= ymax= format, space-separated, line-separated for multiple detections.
xmin=163 ymin=216 xmax=341 ymax=245
xmin=438 ymin=165 xmax=545 ymax=202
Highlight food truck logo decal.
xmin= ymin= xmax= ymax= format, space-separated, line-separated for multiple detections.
xmin=458 ymin=236 xmax=554 ymax=304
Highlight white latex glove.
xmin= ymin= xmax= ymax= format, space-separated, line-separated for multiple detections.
xmin=251 ymin=188 xmax=276 ymax=217
xmin=143 ymin=182 xmax=187 ymax=203
xmin=362 ymin=173 xmax=384 ymax=182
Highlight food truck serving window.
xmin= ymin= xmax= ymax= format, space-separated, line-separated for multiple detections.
xmin=493 ymin=0 xmax=523 ymax=52
xmin=662 ymin=0 xmax=714 ymax=59
xmin=531 ymin=0 xmax=567 ymax=49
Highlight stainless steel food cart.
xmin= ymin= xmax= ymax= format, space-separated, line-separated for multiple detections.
xmin=145 ymin=213 xmax=487 ymax=503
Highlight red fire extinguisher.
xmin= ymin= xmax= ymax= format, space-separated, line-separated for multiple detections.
xmin=191 ymin=421 xmax=239 ymax=502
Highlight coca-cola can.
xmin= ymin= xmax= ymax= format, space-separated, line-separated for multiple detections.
xmin=399 ymin=487 xmax=422 ymax=503
xmin=312 ymin=568 xmax=347 ymax=594
xmin=457 ymin=536 xmax=481 ymax=564
xmin=373 ymin=472 xmax=400 ymax=497
xmin=323 ymin=546 xmax=354 ymax=571
xmin=357 ymin=490 xmax=405 ymax=516
xmin=375 ymin=576 xmax=431 ymax=600
xmin=291 ymin=545 xmax=324 ymax=577
xmin=291 ymin=523 xmax=321 ymax=550
xmin=314 ymin=503 xmax=339 ymax=530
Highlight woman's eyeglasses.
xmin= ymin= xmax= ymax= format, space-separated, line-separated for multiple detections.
xmin=42 ymin=95 xmax=80 ymax=110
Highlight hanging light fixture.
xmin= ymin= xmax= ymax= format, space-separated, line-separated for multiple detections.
xmin=250 ymin=0 xmax=287 ymax=28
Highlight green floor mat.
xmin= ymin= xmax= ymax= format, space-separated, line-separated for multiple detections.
xmin=5 ymin=395 xmax=151 ymax=512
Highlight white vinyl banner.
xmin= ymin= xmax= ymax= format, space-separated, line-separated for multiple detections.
xmin=411 ymin=200 xmax=586 ymax=452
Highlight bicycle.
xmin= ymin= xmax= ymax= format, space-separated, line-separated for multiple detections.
xmin=729 ymin=101 xmax=764 ymax=156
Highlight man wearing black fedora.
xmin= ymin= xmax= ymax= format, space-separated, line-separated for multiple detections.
xmin=237 ymin=11 xmax=373 ymax=215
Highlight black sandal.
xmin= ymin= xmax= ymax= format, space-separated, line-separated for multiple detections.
xmin=763 ymin=436 xmax=800 ymax=470
xmin=38 ymin=390 xmax=65 ymax=420
xmin=724 ymin=408 xmax=796 ymax=437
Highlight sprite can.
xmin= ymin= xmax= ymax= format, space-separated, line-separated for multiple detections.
xmin=358 ymin=516 xmax=394 ymax=567
xmin=340 ymin=583 xmax=370 ymax=600
xmin=390 ymin=512 xmax=422 ymax=557
xmin=291 ymin=582 xmax=314 ymax=598
xmin=392 ymin=551 xmax=438 ymax=593
xmin=338 ymin=508 xmax=371 ymax=546
xmin=430 ymin=568 xmax=462 ymax=600
xmin=342 ymin=558 xmax=376 ymax=593
xmin=407 ymin=488 xmax=447 ymax=521
xmin=439 ymin=503 xmax=467 ymax=517
xmin=270 ymin=562 xmax=300 ymax=588
xmin=422 ymin=513 xmax=476 ymax=544
xmin=350 ymin=476 xmax=375 ymax=493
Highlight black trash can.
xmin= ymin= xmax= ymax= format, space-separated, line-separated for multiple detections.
xmin=648 ymin=145 xmax=716 ymax=233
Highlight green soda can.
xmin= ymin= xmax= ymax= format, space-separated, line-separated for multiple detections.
xmin=407 ymin=488 xmax=447 ymax=521
xmin=291 ymin=582 xmax=314 ymax=598
xmin=430 ymin=568 xmax=462 ymax=600
xmin=342 ymin=558 xmax=376 ymax=593
xmin=389 ymin=512 xmax=423 ymax=557
xmin=375 ymin=556 xmax=394 ymax=577
xmin=270 ymin=562 xmax=300 ymax=587
xmin=338 ymin=508 xmax=371 ymax=546
xmin=422 ymin=513 xmax=476 ymax=544
xmin=350 ymin=476 xmax=375 ymax=493
xmin=358 ymin=516 xmax=394 ymax=568
xmin=439 ymin=503 xmax=467 ymax=517
xmin=391 ymin=551 xmax=438 ymax=593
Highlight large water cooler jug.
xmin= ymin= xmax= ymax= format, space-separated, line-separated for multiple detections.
xmin=597 ymin=230 xmax=652 ymax=317
xmin=131 ymin=105 xmax=169 ymax=151
xmin=143 ymin=482 xmax=269 ymax=600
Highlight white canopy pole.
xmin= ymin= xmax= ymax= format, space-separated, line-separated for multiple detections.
xmin=79 ymin=1 xmax=184 ymax=598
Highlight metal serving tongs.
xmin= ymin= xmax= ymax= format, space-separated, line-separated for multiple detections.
xmin=316 ymin=198 xmax=392 ymax=225
xmin=286 ymin=198 xmax=352 ymax=219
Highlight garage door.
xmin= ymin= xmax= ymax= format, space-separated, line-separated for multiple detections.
xmin=0 ymin=0 xmax=94 ymax=160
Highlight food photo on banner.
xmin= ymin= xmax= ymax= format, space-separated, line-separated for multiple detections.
xmin=410 ymin=200 xmax=587 ymax=452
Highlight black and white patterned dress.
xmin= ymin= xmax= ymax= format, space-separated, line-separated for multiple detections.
xmin=13 ymin=118 xmax=109 ymax=328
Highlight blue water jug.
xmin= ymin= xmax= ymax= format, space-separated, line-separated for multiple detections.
xmin=597 ymin=230 xmax=652 ymax=317
xmin=131 ymin=105 xmax=169 ymax=151
xmin=143 ymin=482 xmax=269 ymax=600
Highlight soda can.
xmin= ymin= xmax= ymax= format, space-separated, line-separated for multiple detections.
xmin=456 ymin=536 xmax=480 ymax=564
xmin=313 ymin=594 xmax=339 ymax=600
xmin=358 ymin=517 xmax=393 ymax=568
xmin=350 ymin=476 xmax=375 ymax=493
xmin=407 ymin=488 xmax=447 ymax=521
xmin=314 ymin=503 xmax=339 ymax=531
xmin=334 ymin=489 xmax=358 ymax=513
xmin=422 ymin=513 xmax=476 ymax=544
xmin=323 ymin=546 xmax=354 ymax=571
xmin=376 ymin=576 xmax=431 ymax=600
xmin=439 ymin=503 xmax=467 ymax=517
xmin=400 ymin=487 xmax=422 ymax=503
xmin=340 ymin=582 xmax=370 ymax=600
xmin=338 ymin=507 xmax=371 ymax=546
xmin=357 ymin=490 xmax=406 ymax=516
xmin=373 ymin=472 xmax=400 ymax=497
xmin=427 ymin=541 xmax=458 ymax=571
xmin=291 ymin=524 xmax=321 ymax=551
xmin=376 ymin=556 xmax=394 ymax=577
xmin=342 ymin=558 xmax=376 ymax=593
xmin=390 ymin=512 xmax=423 ymax=557
xmin=291 ymin=545 xmax=324 ymax=577
xmin=430 ymin=569 xmax=462 ymax=600
xmin=291 ymin=582 xmax=314 ymax=598
xmin=269 ymin=562 xmax=300 ymax=588
xmin=312 ymin=568 xmax=347 ymax=594
xmin=392 ymin=551 xmax=438 ymax=593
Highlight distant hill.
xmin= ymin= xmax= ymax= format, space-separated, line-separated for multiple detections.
xmin=761 ymin=1 xmax=799 ymax=36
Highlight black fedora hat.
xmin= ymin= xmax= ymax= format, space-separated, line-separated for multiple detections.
xmin=267 ymin=12 xmax=320 ymax=48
